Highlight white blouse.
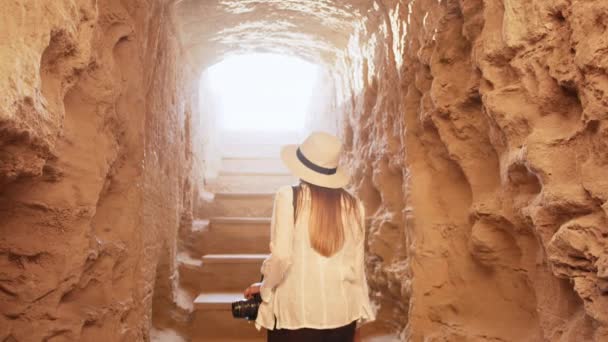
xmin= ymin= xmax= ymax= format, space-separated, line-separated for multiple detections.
xmin=255 ymin=185 xmax=376 ymax=330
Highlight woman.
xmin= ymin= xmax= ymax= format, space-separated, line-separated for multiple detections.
xmin=243 ymin=131 xmax=375 ymax=342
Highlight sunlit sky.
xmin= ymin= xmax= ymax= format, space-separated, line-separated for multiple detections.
xmin=206 ymin=53 xmax=319 ymax=132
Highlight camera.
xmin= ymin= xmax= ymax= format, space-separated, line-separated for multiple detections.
xmin=231 ymin=293 xmax=262 ymax=321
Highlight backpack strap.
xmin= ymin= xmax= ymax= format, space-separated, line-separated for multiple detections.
xmin=291 ymin=185 xmax=299 ymax=223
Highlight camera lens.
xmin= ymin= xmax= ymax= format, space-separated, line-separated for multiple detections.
xmin=231 ymin=295 xmax=261 ymax=320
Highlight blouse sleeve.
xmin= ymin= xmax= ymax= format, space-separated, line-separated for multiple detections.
xmin=259 ymin=186 xmax=294 ymax=303
xmin=355 ymin=201 xmax=376 ymax=323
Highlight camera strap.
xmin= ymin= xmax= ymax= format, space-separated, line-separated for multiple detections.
xmin=291 ymin=185 xmax=299 ymax=223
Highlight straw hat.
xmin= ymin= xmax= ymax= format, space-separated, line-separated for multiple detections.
xmin=280 ymin=131 xmax=349 ymax=189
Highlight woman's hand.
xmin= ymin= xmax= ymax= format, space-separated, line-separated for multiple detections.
xmin=243 ymin=282 xmax=262 ymax=299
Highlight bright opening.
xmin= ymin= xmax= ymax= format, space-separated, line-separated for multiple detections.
xmin=205 ymin=53 xmax=320 ymax=132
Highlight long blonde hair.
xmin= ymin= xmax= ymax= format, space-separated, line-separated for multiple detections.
xmin=295 ymin=182 xmax=361 ymax=257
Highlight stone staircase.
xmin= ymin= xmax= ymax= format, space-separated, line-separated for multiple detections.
xmin=180 ymin=145 xmax=398 ymax=341
xmin=182 ymin=150 xmax=295 ymax=342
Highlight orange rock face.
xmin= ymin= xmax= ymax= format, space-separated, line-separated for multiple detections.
xmin=0 ymin=1 xmax=201 ymax=340
xmin=339 ymin=0 xmax=608 ymax=340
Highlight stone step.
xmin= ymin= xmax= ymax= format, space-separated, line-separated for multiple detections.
xmin=359 ymin=321 xmax=400 ymax=341
xmin=220 ymin=132 xmax=302 ymax=159
xmin=200 ymin=254 xmax=267 ymax=292
xmin=220 ymin=158 xmax=289 ymax=175
xmin=197 ymin=193 xmax=275 ymax=218
xmin=178 ymin=253 xmax=205 ymax=297
xmin=201 ymin=217 xmax=270 ymax=255
xmin=179 ymin=219 xmax=210 ymax=254
xmin=222 ymin=143 xmax=282 ymax=159
xmin=180 ymin=254 xmax=268 ymax=294
xmin=206 ymin=173 xmax=297 ymax=193
xmin=191 ymin=292 xmax=265 ymax=341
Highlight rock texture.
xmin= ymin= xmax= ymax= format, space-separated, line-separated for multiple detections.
xmin=3 ymin=0 xmax=608 ymax=341
xmin=338 ymin=0 xmax=608 ymax=341
xmin=0 ymin=1 xmax=201 ymax=340
xmin=173 ymin=0 xmax=367 ymax=66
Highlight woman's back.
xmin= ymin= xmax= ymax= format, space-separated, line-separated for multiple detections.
xmin=248 ymin=131 xmax=375 ymax=339
xmin=256 ymin=185 xmax=374 ymax=330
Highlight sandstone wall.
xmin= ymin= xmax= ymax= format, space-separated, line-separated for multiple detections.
xmin=339 ymin=0 xmax=608 ymax=340
xmin=0 ymin=1 xmax=199 ymax=340
xmin=3 ymin=0 xmax=608 ymax=340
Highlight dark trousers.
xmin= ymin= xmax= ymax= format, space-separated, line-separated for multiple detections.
xmin=267 ymin=321 xmax=356 ymax=342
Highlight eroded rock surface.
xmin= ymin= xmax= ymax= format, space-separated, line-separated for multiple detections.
xmin=338 ymin=0 xmax=608 ymax=340
xmin=0 ymin=1 xmax=201 ymax=340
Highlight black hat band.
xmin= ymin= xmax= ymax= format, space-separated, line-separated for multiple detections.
xmin=296 ymin=148 xmax=337 ymax=175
